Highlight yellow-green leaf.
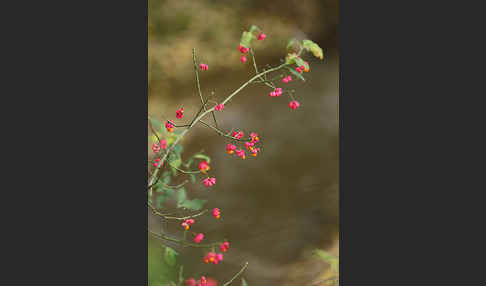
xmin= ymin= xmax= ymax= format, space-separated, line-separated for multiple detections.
xmin=302 ymin=39 xmax=323 ymax=60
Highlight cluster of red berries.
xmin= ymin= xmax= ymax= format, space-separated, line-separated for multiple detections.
xmin=181 ymin=208 xmax=220 ymax=231
xmin=185 ymin=276 xmax=208 ymax=286
xmin=238 ymin=32 xmax=266 ymax=63
xmin=176 ymin=107 xmax=184 ymax=119
xmin=212 ymin=208 xmax=221 ymax=219
xmin=214 ymin=103 xmax=224 ymax=111
xmin=199 ymin=161 xmax=210 ymax=174
xmin=220 ymin=241 xmax=229 ymax=252
xmin=152 ymin=139 xmax=167 ymax=153
xmin=194 ymin=233 xmax=204 ymax=243
xmin=199 ymin=63 xmax=208 ymax=71
xmin=203 ymin=241 xmax=230 ymax=265
xmin=269 ymin=87 xmax=283 ymax=97
xmin=165 ymin=120 xmax=175 ymax=133
xmin=289 ymin=100 xmax=300 ymax=110
xmin=203 ymin=252 xmax=223 ymax=265
xmin=203 ymin=177 xmax=216 ymax=187
xmin=282 ymin=75 xmax=293 ymax=83
xmin=153 ymin=158 xmax=163 ymax=167
xmin=268 ymin=80 xmax=302 ymax=109
xmin=296 ymin=62 xmax=310 ymax=73
xmin=181 ymin=219 xmax=195 ymax=230
xmin=226 ymin=131 xmax=261 ymax=159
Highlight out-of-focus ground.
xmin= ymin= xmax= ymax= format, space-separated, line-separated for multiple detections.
xmin=149 ymin=0 xmax=339 ymax=285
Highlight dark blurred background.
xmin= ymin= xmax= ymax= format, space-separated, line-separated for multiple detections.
xmin=148 ymin=0 xmax=339 ymax=285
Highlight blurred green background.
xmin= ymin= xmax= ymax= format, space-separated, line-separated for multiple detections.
xmin=148 ymin=0 xmax=339 ymax=285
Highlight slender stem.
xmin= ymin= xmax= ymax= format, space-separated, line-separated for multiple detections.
xmin=198 ymin=120 xmax=253 ymax=142
xmin=193 ymin=48 xmax=218 ymax=128
xmin=178 ymin=266 xmax=184 ymax=286
xmin=157 ymin=180 xmax=189 ymax=190
xmin=170 ymin=163 xmax=201 ymax=174
xmin=250 ymin=48 xmax=275 ymax=89
xmin=222 ymin=262 xmax=249 ymax=286
xmin=311 ymin=276 xmax=339 ymax=286
xmin=148 ymin=62 xmax=288 ymax=190
xmin=148 ymin=229 xmax=222 ymax=248
xmin=148 ymin=118 xmax=161 ymax=142
xmin=148 ymin=203 xmax=208 ymax=220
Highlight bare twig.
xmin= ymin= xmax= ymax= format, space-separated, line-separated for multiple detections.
xmin=148 ymin=203 xmax=208 ymax=220
xmin=198 ymin=120 xmax=253 ymax=142
xmin=148 ymin=61 xmax=288 ymax=191
xmin=193 ymin=48 xmax=218 ymax=128
xmin=311 ymin=276 xmax=339 ymax=286
xmin=170 ymin=163 xmax=201 ymax=174
xmin=148 ymin=229 xmax=222 ymax=248
xmin=222 ymin=262 xmax=249 ymax=286
xmin=250 ymin=48 xmax=275 ymax=89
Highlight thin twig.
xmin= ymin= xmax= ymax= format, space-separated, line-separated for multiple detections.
xmin=222 ymin=262 xmax=249 ymax=286
xmin=170 ymin=164 xmax=201 ymax=174
xmin=250 ymin=48 xmax=275 ymax=89
xmin=193 ymin=48 xmax=218 ymax=128
xmin=148 ymin=118 xmax=162 ymax=142
xmin=148 ymin=203 xmax=208 ymax=220
xmin=148 ymin=229 xmax=222 ymax=248
xmin=198 ymin=120 xmax=253 ymax=142
xmin=148 ymin=62 xmax=288 ymax=190
xmin=311 ymin=276 xmax=339 ymax=286
xmin=178 ymin=266 xmax=184 ymax=286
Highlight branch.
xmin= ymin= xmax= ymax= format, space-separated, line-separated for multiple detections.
xmin=148 ymin=229 xmax=222 ymax=248
xmin=170 ymin=163 xmax=201 ymax=174
xmin=148 ymin=118 xmax=162 ymax=142
xmin=311 ymin=276 xmax=339 ymax=286
xmin=250 ymin=48 xmax=275 ymax=89
xmin=148 ymin=203 xmax=208 ymax=220
xmin=148 ymin=61 xmax=288 ymax=190
xmin=198 ymin=120 xmax=254 ymax=142
xmin=222 ymin=262 xmax=249 ymax=286
xmin=193 ymin=48 xmax=218 ymax=128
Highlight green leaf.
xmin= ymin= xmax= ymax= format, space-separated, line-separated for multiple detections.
xmin=193 ymin=153 xmax=211 ymax=163
xmin=156 ymin=194 xmax=167 ymax=208
xmin=154 ymin=184 xmax=164 ymax=193
xmin=313 ymin=249 xmax=336 ymax=262
xmin=170 ymin=158 xmax=182 ymax=169
xmin=165 ymin=246 xmax=178 ymax=266
xmin=302 ymin=39 xmax=324 ymax=60
xmin=166 ymin=133 xmax=178 ymax=146
xmin=189 ymin=174 xmax=196 ymax=183
xmin=241 ymin=278 xmax=248 ymax=286
xmin=165 ymin=188 xmax=175 ymax=198
xmin=148 ymin=238 xmax=179 ymax=285
xmin=294 ymin=57 xmax=308 ymax=69
xmin=162 ymin=171 xmax=171 ymax=185
xmin=240 ymin=31 xmax=255 ymax=48
xmin=173 ymin=144 xmax=183 ymax=155
xmin=176 ymin=188 xmax=187 ymax=207
xmin=286 ymin=66 xmax=305 ymax=82
xmin=169 ymin=154 xmax=181 ymax=176
xmin=184 ymin=158 xmax=194 ymax=168
xmin=286 ymin=38 xmax=301 ymax=52
xmin=249 ymin=25 xmax=261 ymax=33
xmin=150 ymin=134 xmax=160 ymax=143
xmin=149 ymin=117 xmax=163 ymax=132
xmin=285 ymin=53 xmax=298 ymax=65
xmin=180 ymin=199 xmax=207 ymax=211
xmin=331 ymin=260 xmax=339 ymax=272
